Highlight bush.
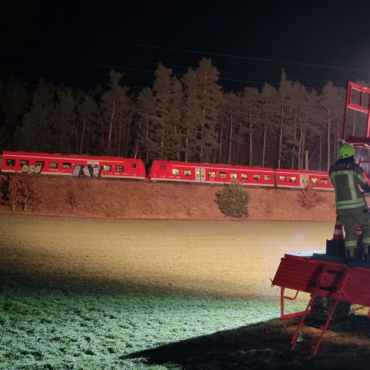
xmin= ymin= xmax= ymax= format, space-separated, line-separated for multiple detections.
xmin=3 ymin=172 xmax=41 ymax=211
xmin=216 ymin=182 xmax=250 ymax=218
xmin=298 ymin=182 xmax=318 ymax=210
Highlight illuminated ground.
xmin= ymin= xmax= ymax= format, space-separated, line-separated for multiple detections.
xmin=0 ymin=215 xmax=333 ymax=299
xmin=1 ymin=215 xmax=370 ymax=369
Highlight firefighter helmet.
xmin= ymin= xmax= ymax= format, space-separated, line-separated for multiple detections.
xmin=338 ymin=143 xmax=355 ymax=159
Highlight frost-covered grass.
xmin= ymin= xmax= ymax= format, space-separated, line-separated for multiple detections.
xmin=1 ymin=215 xmax=369 ymax=369
xmin=1 ymin=275 xmax=307 ymax=370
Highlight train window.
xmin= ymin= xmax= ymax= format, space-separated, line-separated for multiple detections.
xmin=77 ymin=163 xmax=84 ymax=167
xmin=264 ymin=175 xmax=271 ymax=181
xmin=63 ymin=162 xmax=72 ymax=169
xmin=131 ymin=163 xmax=137 ymax=168
xmin=184 ymin=170 xmax=191 ymax=176
xmin=161 ymin=165 xmax=165 ymax=170
xmin=208 ymin=171 xmax=216 ymax=178
xmin=279 ymin=176 xmax=287 ymax=182
xmin=219 ymin=172 xmax=227 ymax=178
xmin=103 ymin=165 xmax=112 ymax=171
xmin=321 ymin=178 xmax=328 ymax=185
xmin=6 ymin=159 xmax=15 ymax=166
xmin=230 ymin=173 xmax=237 ymax=179
xmin=311 ymin=178 xmax=318 ymax=184
xmin=241 ymin=173 xmax=248 ymax=179
xmin=172 ymin=169 xmax=180 ymax=175
xmin=289 ymin=176 xmax=297 ymax=183
xmin=49 ymin=162 xmax=58 ymax=169
xmin=116 ymin=165 xmax=124 ymax=172
xmin=36 ymin=161 xmax=44 ymax=167
xmin=253 ymin=174 xmax=260 ymax=180
xmin=20 ymin=160 xmax=29 ymax=166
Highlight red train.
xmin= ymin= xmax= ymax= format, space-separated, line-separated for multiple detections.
xmin=0 ymin=151 xmax=146 ymax=180
xmin=0 ymin=151 xmax=333 ymax=190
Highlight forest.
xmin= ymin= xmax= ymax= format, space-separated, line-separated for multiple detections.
xmin=0 ymin=57 xmax=368 ymax=171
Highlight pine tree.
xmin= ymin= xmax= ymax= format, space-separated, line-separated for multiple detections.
xmin=259 ymin=83 xmax=278 ymax=167
xmin=182 ymin=69 xmax=200 ymax=162
xmin=220 ymin=92 xmax=243 ymax=164
xmin=183 ymin=58 xmax=224 ymax=162
xmin=151 ymin=64 xmax=183 ymax=160
xmin=135 ymin=87 xmax=156 ymax=163
xmin=242 ymin=87 xmax=261 ymax=166
xmin=319 ymin=82 xmax=346 ymax=170
xmin=216 ymin=182 xmax=250 ymax=218
xmin=0 ymin=76 xmax=28 ymax=152
xmin=76 ymin=92 xmax=98 ymax=155
xmin=101 ymin=70 xmax=130 ymax=156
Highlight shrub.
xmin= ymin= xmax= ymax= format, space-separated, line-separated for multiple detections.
xmin=19 ymin=177 xmax=41 ymax=211
xmin=4 ymin=173 xmax=22 ymax=211
xmin=216 ymin=182 xmax=250 ymax=218
xmin=298 ymin=182 xmax=318 ymax=210
xmin=66 ymin=188 xmax=78 ymax=211
xmin=3 ymin=173 xmax=41 ymax=211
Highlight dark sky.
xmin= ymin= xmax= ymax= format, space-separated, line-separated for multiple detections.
xmin=2 ymin=0 xmax=370 ymax=93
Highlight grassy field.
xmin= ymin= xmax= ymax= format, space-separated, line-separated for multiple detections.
xmin=1 ymin=215 xmax=370 ymax=369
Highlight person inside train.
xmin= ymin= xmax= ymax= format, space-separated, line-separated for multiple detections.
xmin=329 ymin=143 xmax=370 ymax=268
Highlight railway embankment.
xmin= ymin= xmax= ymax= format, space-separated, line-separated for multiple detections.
xmin=0 ymin=174 xmax=337 ymax=221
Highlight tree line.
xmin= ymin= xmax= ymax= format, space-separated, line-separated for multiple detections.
xmin=0 ymin=58 xmax=367 ymax=171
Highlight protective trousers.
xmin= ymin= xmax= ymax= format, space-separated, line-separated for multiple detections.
xmin=339 ymin=207 xmax=370 ymax=257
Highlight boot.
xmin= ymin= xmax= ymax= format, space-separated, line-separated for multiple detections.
xmin=348 ymin=257 xmax=356 ymax=268
xmin=346 ymin=248 xmax=357 ymax=268
xmin=364 ymin=246 xmax=369 ymax=265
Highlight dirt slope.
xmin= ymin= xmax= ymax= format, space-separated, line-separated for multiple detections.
xmin=0 ymin=174 xmax=337 ymax=221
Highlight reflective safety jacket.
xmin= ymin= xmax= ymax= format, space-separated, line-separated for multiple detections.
xmin=329 ymin=161 xmax=370 ymax=214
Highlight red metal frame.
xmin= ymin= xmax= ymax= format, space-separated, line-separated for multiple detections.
xmin=280 ymin=287 xmax=308 ymax=319
xmin=342 ymin=81 xmax=370 ymax=148
xmin=272 ymin=253 xmax=370 ymax=354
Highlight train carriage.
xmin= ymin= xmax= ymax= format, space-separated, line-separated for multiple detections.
xmin=148 ymin=160 xmax=275 ymax=186
xmin=1 ymin=151 xmax=146 ymax=180
xmin=275 ymin=168 xmax=332 ymax=190
xmin=148 ymin=160 xmax=333 ymax=190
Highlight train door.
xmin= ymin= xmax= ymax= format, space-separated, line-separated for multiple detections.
xmin=195 ymin=167 xmax=206 ymax=183
xmin=301 ymin=175 xmax=309 ymax=188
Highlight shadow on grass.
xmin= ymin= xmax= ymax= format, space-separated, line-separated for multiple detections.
xmin=121 ymin=312 xmax=370 ymax=370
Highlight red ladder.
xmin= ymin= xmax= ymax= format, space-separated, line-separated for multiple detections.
xmin=290 ymin=264 xmax=352 ymax=355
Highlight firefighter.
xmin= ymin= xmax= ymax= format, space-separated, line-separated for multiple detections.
xmin=329 ymin=143 xmax=370 ymax=268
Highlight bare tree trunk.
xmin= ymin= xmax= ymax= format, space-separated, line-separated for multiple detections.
xmin=108 ymin=101 xmax=115 ymax=156
xmin=145 ymin=123 xmax=149 ymax=162
xmin=249 ymin=121 xmax=253 ymax=166
xmin=262 ymin=120 xmax=267 ymax=167
xmin=118 ymin=112 xmax=123 ymax=157
xmin=319 ymin=136 xmax=323 ymax=171
xmin=219 ymin=126 xmax=223 ymax=163
xmin=79 ymin=120 xmax=86 ymax=155
xmin=124 ymin=115 xmax=131 ymax=157
xmin=200 ymin=106 xmax=206 ymax=161
xmin=278 ymin=96 xmax=284 ymax=169
xmin=228 ymin=112 xmax=233 ymax=164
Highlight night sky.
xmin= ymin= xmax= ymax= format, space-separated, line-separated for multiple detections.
xmin=2 ymin=0 xmax=370 ymax=93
